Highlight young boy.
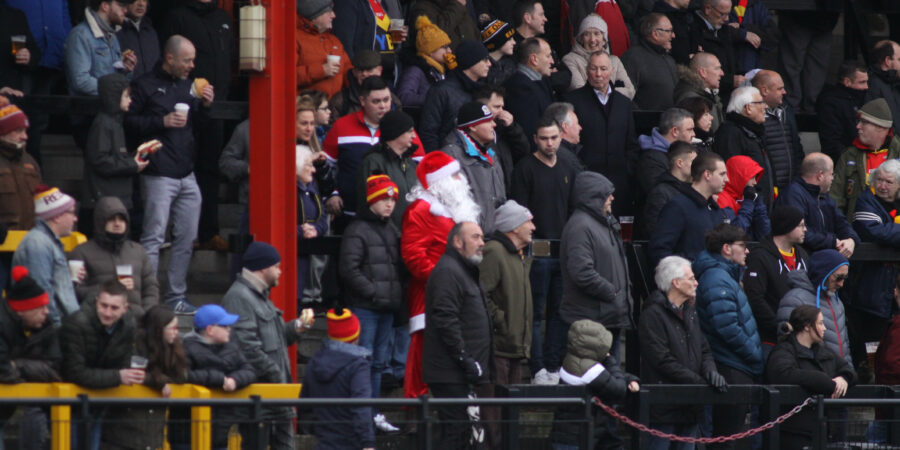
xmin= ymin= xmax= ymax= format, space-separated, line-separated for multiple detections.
xmin=301 ymin=308 xmax=375 ymax=449
xmin=170 ymin=304 xmax=256 ymax=450
xmin=338 ymin=174 xmax=405 ymax=432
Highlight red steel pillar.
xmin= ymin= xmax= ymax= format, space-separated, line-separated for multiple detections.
xmin=248 ymin=0 xmax=298 ymax=379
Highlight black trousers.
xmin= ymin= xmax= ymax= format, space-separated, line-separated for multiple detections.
xmin=709 ymin=364 xmax=755 ymax=450
xmin=429 ymin=383 xmax=488 ymax=450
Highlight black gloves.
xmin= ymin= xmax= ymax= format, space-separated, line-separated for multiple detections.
xmin=458 ymin=355 xmax=483 ymax=384
xmin=706 ymin=371 xmax=728 ymax=393
xmin=742 ymin=185 xmax=758 ymax=202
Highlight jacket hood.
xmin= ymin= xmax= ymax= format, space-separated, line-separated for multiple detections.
xmin=809 ymin=250 xmax=848 ymax=306
xmin=565 ymin=319 xmax=612 ymax=361
xmin=310 ymin=339 xmax=371 ymax=383
xmin=692 ymin=250 xmax=740 ymax=281
xmin=718 ymin=155 xmax=763 ymax=211
xmin=786 ymin=269 xmax=815 ymax=293
xmin=573 ymin=171 xmax=614 ymax=221
xmin=97 ymin=73 xmax=130 ymax=116
xmin=676 ymin=64 xmax=707 ymax=93
xmin=93 ymin=196 xmax=130 ymax=235
xmin=638 ymin=127 xmax=670 ymax=153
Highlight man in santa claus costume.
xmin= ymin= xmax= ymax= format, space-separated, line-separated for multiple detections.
xmin=402 ymin=150 xmax=480 ymax=399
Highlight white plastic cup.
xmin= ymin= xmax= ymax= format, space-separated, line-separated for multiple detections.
xmin=68 ymin=260 xmax=84 ymax=281
xmin=130 ymin=355 xmax=148 ymax=370
xmin=326 ymin=54 xmax=340 ymax=66
xmin=174 ymin=102 xmax=190 ymax=119
xmin=116 ymin=264 xmax=133 ymax=282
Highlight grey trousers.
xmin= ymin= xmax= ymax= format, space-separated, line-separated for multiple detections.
xmin=141 ymin=173 xmax=201 ymax=301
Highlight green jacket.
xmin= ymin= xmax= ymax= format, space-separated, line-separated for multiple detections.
xmin=830 ymin=136 xmax=900 ymax=216
xmin=356 ymin=142 xmax=419 ymax=229
xmin=479 ymin=232 xmax=533 ymax=359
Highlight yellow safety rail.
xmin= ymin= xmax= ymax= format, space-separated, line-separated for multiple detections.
xmin=0 ymin=382 xmax=301 ymax=450
xmin=0 ymin=231 xmax=87 ymax=253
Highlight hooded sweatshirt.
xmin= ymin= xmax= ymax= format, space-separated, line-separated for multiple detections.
xmin=301 ymin=339 xmax=375 ymax=449
xmin=717 ymin=155 xmax=771 ymax=239
xmin=69 ymin=196 xmax=160 ymax=318
xmin=559 ymin=172 xmax=632 ymax=329
xmin=776 ymin=249 xmax=851 ymax=364
xmin=636 ymin=127 xmax=671 ymax=196
xmin=84 ymin=73 xmax=140 ymax=209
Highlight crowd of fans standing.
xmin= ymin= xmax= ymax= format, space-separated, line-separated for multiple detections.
xmin=4 ymin=0 xmax=900 ymax=448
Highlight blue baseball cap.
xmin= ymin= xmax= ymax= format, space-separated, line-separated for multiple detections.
xmin=194 ymin=304 xmax=239 ymax=329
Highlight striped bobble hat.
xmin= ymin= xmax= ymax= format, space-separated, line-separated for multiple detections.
xmin=366 ymin=174 xmax=399 ymax=205
xmin=7 ymin=266 xmax=49 ymax=312
xmin=327 ymin=308 xmax=360 ymax=342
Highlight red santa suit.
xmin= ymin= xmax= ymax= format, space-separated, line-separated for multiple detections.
xmin=401 ymin=152 xmax=460 ymax=398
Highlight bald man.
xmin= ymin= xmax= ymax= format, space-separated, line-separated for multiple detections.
xmin=775 ymin=153 xmax=859 ymax=256
xmin=674 ymin=52 xmax=725 ymax=131
xmin=752 ymin=70 xmax=804 ymax=191
xmin=124 ymin=34 xmax=214 ymax=313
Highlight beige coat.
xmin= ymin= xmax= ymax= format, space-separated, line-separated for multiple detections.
xmin=562 ymin=41 xmax=635 ymax=98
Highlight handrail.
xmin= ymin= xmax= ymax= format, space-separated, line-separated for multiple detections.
xmin=0 ymin=231 xmax=86 ymax=253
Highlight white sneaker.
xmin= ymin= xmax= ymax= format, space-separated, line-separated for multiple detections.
xmin=547 ymin=370 xmax=560 ymax=385
xmin=374 ymin=413 xmax=400 ymax=434
xmin=532 ymin=368 xmax=555 ymax=385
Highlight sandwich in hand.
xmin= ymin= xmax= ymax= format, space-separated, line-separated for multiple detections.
xmin=191 ymin=78 xmax=210 ymax=98
xmin=137 ymin=139 xmax=162 ymax=161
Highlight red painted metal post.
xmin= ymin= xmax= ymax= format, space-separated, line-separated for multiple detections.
xmin=248 ymin=0 xmax=298 ymax=379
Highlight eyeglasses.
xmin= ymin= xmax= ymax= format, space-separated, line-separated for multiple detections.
xmin=655 ymin=28 xmax=674 ymax=34
xmin=750 ymin=101 xmax=767 ymax=106
xmin=832 ymin=274 xmax=848 ymax=282
xmin=713 ymin=7 xmax=731 ymax=18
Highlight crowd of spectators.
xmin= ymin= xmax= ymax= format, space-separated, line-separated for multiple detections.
xmin=4 ymin=0 xmax=900 ymax=447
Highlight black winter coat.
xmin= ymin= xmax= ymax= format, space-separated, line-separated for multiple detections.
xmin=648 ymin=184 xmax=730 ymax=266
xmin=775 ymin=177 xmax=859 ymax=252
xmin=687 ymin=14 xmax=742 ymax=97
xmin=640 ymin=172 xmax=688 ymax=238
xmin=61 ymin=299 xmax=136 ymax=388
xmin=116 ymin=16 xmax=160 ymax=79
xmin=652 ymin=1 xmax=694 ymax=65
xmin=339 ymin=208 xmax=405 ymax=312
xmin=423 ymin=247 xmax=493 ymax=385
xmin=84 ymin=73 xmax=140 ymax=209
xmin=620 ymin=39 xmax=678 ymax=111
xmin=762 ymin=105 xmax=804 ymax=190
xmin=743 ymin=237 xmax=809 ymax=344
xmin=715 ymin=112 xmax=774 ymax=210
xmin=563 ymin=85 xmax=639 ymax=217
xmin=504 ymin=70 xmax=554 ymax=139
xmin=170 ymin=332 xmax=256 ymax=448
xmin=493 ymin=120 xmax=530 ymax=191
xmin=0 ymin=3 xmax=40 ymax=90
xmin=815 ymin=84 xmax=867 ymax=162
xmin=639 ymin=290 xmax=717 ymax=424
xmin=419 ymin=69 xmax=480 ymax=151
xmin=160 ymin=1 xmax=234 ymax=98
xmin=0 ymin=304 xmax=61 ymax=422
xmin=765 ymin=335 xmax=856 ymax=438
xmin=866 ymin=66 xmax=900 ymax=132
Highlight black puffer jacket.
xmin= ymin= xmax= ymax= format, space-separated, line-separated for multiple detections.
xmin=0 ymin=303 xmax=61 ymax=384
xmin=170 ymin=332 xmax=256 ymax=448
xmin=559 ymin=172 xmax=633 ymax=329
xmin=84 ymin=73 xmax=140 ymax=209
xmin=61 ymin=299 xmax=136 ymax=388
xmin=714 ymin=112 xmax=774 ymax=210
xmin=765 ymin=334 xmax=856 ymax=439
xmin=762 ymin=105 xmax=803 ymax=190
xmin=419 ymin=69 xmax=480 ymax=151
xmin=638 ymin=290 xmax=717 ymax=424
xmin=339 ymin=207 xmax=405 ymax=312
xmin=423 ymin=246 xmax=493 ymax=385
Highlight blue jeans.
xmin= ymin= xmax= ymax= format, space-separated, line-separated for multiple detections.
xmin=645 ymin=423 xmax=699 ymax=450
xmin=141 ymin=174 xmax=201 ymax=301
xmin=353 ymin=308 xmax=393 ymax=401
xmin=71 ymin=414 xmax=102 ymax=450
xmin=530 ymin=258 xmax=566 ymax=375
xmin=387 ymin=325 xmax=409 ymax=379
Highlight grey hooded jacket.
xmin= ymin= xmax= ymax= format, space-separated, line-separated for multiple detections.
xmin=558 ymin=172 xmax=633 ymax=329
xmin=776 ymin=270 xmax=851 ymax=365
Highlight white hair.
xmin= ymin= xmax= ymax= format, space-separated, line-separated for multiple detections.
xmin=655 ymin=256 xmax=691 ymax=294
xmin=726 ymin=86 xmax=760 ymax=114
xmin=296 ymin=144 xmax=313 ymax=179
xmin=874 ymin=159 xmax=900 ymax=186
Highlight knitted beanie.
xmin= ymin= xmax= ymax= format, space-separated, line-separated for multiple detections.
xmin=242 ymin=242 xmax=281 ymax=271
xmin=416 ymin=15 xmax=451 ymax=55
xmin=33 ymin=185 xmax=75 ymax=221
xmin=366 ymin=174 xmax=399 ymax=205
xmin=0 ymin=103 xmax=28 ymax=136
xmin=379 ymin=110 xmax=415 ymax=142
xmin=297 ymin=0 xmax=333 ymax=20
xmin=859 ymin=98 xmax=893 ymax=128
xmin=453 ymin=39 xmax=489 ymax=71
xmin=770 ymin=204 xmax=805 ymax=236
xmin=494 ymin=200 xmax=533 ymax=232
xmin=456 ymin=101 xmax=493 ymax=128
xmin=480 ymin=19 xmax=515 ymax=52
xmin=327 ymin=308 xmax=360 ymax=342
xmin=578 ymin=14 xmax=608 ymax=40
xmin=7 ymin=266 xmax=49 ymax=312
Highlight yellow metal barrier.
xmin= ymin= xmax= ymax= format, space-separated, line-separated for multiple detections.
xmin=0 ymin=231 xmax=87 ymax=253
xmin=0 ymin=382 xmax=301 ymax=450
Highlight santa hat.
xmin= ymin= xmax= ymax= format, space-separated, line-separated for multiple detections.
xmin=416 ymin=151 xmax=460 ymax=190
xmin=366 ymin=174 xmax=399 ymax=205
xmin=0 ymin=103 xmax=28 ymax=137
xmin=34 ymin=185 xmax=76 ymax=221
xmin=7 ymin=266 xmax=49 ymax=312
xmin=327 ymin=308 xmax=360 ymax=342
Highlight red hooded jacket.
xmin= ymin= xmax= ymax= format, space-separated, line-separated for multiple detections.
xmin=718 ymin=155 xmax=763 ymax=213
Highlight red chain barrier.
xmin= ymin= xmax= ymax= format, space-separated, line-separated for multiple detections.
xmin=592 ymin=396 xmax=815 ymax=444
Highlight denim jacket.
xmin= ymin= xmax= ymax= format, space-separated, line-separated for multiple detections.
xmin=11 ymin=219 xmax=79 ymax=325
xmin=64 ymin=8 xmax=124 ymax=96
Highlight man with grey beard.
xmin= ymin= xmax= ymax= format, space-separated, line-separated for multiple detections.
xmin=422 ymin=221 xmax=493 ymax=448
xmin=401 ymin=151 xmax=480 ymax=400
